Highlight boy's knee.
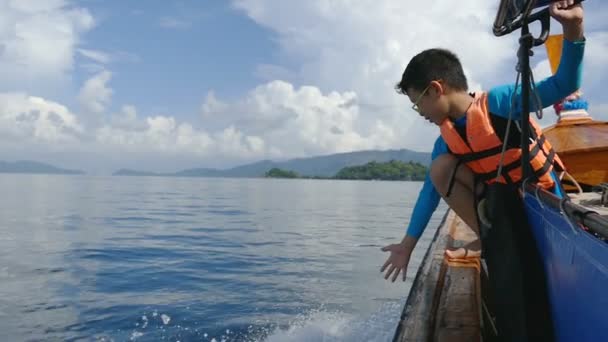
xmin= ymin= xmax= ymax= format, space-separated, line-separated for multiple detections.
xmin=430 ymin=154 xmax=458 ymax=194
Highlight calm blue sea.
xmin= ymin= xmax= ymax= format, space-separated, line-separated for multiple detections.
xmin=0 ymin=175 xmax=446 ymax=341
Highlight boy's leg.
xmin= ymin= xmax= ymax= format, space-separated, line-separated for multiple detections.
xmin=430 ymin=154 xmax=481 ymax=258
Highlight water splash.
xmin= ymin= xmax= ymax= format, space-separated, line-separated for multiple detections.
xmin=129 ymin=331 xmax=143 ymax=340
xmin=236 ymin=302 xmax=402 ymax=342
xmin=123 ymin=302 xmax=402 ymax=342
xmin=276 ymin=305 xmax=398 ymax=341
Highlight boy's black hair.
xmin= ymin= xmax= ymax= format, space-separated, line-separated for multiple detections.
xmin=395 ymin=48 xmax=468 ymax=95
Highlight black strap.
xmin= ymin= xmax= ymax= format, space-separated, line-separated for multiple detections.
xmin=453 ymin=144 xmax=504 ymax=163
xmin=533 ymin=149 xmax=555 ymax=180
xmin=476 ymin=141 xmax=542 ymax=182
xmin=503 ymin=170 xmax=514 ymax=184
xmin=537 ymin=134 xmax=565 ymax=173
xmin=455 ymin=135 xmax=545 ymax=164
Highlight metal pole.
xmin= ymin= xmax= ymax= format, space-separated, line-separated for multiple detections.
xmin=519 ymin=24 xmax=533 ymax=180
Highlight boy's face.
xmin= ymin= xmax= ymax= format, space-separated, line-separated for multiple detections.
xmin=407 ymin=81 xmax=449 ymax=125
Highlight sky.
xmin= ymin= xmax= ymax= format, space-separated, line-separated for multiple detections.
xmin=0 ymin=0 xmax=606 ymax=174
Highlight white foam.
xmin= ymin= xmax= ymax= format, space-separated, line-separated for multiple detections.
xmin=259 ymin=302 xmax=402 ymax=342
xmin=161 ymin=314 xmax=171 ymax=325
xmin=129 ymin=331 xmax=143 ymax=340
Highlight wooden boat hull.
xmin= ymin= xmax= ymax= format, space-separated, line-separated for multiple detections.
xmin=543 ymin=120 xmax=608 ymax=189
xmin=556 ymin=149 xmax=608 ymax=189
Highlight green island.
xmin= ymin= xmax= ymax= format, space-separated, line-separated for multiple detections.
xmin=265 ymin=160 xmax=428 ymax=181
xmin=265 ymin=168 xmax=299 ymax=179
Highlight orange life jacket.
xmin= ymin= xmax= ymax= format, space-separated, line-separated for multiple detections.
xmin=440 ymin=92 xmax=565 ymax=189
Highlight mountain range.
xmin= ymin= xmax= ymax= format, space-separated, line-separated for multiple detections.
xmin=0 ymin=149 xmax=432 ymax=177
xmin=0 ymin=161 xmax=84 ymax=175
xmin=113 ymin=149 xmax=432 ymax=178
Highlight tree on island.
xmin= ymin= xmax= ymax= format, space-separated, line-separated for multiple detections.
xmin=265 ymin=168 xmax=299 ymax=178
xmin=264 ymin=160 xmax=428 ymax=181
xmin=334 ymin=160 xmax=427 ymax=181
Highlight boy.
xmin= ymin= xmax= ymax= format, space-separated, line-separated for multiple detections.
xmin=381 ymin=0 xmax=584 ymax=282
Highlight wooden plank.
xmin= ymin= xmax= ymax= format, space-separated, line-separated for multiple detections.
xmin=433 ymin=214 xmax=482 ymax=342
xmin=393 ymin=211 xmax=451 ymax=342
xmin=434 ymin=267 xmax=481 ymax=342
xmin=393 ymin=211 xmax=482 ymax=342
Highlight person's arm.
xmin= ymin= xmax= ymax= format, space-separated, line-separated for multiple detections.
xmin=404 ymin=137 xmax=447 ymax=241
xmin=487 ymin=2 xmax=585 ymax=119
xmin=381 ymin=137 xmax=447 ymax=282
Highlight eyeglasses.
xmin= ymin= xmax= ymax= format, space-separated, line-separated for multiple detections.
xmin=411 ymin=84 xmax=432 ymax=113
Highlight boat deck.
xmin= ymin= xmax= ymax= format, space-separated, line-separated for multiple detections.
xmin=392 ymin=210 xmax=486 ymax=342
xmin=393 ymin=192 xmax=607 ymax=342
xmin=569 ymin=191 xmax=608 ymax=218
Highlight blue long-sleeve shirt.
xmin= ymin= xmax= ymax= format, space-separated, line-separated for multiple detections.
xmin=406 ymin=38 xmax=585 ymax=239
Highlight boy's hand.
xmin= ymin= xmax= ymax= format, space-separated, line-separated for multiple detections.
xmin=549 ymin=0 xmax=584 ymax=42
xmin=550 ymin=1 xmax=584 ymax=41
xmin=550 ymin=0 xmax=583 ymax=24
xmin=380 ymin=236 xmax=416 ymax=282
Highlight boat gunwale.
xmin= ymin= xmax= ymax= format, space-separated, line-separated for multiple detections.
xmin=555 ymin=146 xmax=608 ymax=155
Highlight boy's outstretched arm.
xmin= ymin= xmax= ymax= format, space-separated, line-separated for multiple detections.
xmin=380 ymin=137 xmax=445 ymax=282
xmin=487 ymin=1 xmax=585 ymax=119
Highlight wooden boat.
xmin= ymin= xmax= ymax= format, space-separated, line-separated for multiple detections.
xmin=544 ymin=118 xmax=608 ymax=191
xmin=391 ymin=211 xmax=486 ymax=342
xmin=393 ymin=199 xmax=608 ymax=342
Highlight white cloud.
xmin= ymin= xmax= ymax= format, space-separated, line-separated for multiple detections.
xmin=0 ymin=0 xmax=606 ymax=173
xmin=233 ymin=0 xmax=516 ymax=101
xmin=0 ymin=0 xmax=94 ymax=88
xmin=588 ymin=103 xmax=608 ymax=122
xmin=76 ymin=49 xmax=141 ymax=74
xmin=532 ymin=59 xmax=553 ymax=82
xmin=96 ymin=114 xmax=266 ymax=161
xmin=75 ymin=79 xmax=381 ymax=164
xmin=531 ymin=29 xmax=608 ymax=126
xmin=200 ymin=80 xmax=398 ymax=158
xmin=201 ymin=91 xmax=227 ymax=117
xmin=225 ymin=0 xmax=608 ymax=153
xmin=78 ymin=70 xmax=113 ymax=114
xmin=580 ymin=32 xmax=608 ymax=110
xmin=7 ymin=0 xmax=66 ymax=12
xmin=0 ymin=89 xmax=271 ymax=170
xmin=110 ymin=105 xmax=141 ymax=129
xmin=229 ymin=0 xmax=521 ymax=152
xmin=0 ymin=92 xmax=83 ymax=144
xmin=78 ymin=48 xmax=111 ymax=64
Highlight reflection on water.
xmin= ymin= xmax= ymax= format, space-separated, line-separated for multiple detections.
xmin=0 ymin=175 xmax=445 ymax=341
